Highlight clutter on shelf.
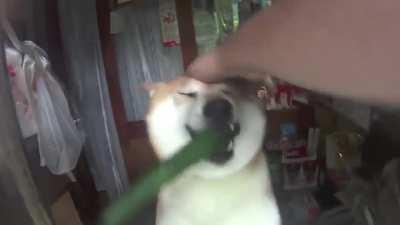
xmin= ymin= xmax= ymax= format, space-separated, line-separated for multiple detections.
xmin=278 ymin=190 xmax=321 ymax=225
xmin=335 ymin=158 xmax=400 ymax=225
xmin=280 ymin=123 xmax=320 ymax=190
xmin=325 ymin=132 xmax=363 ymax=188
xmin=257 ymin=76 xmax=309 ymax=111
xmin=257 ymin=77 xmax=319 ymax=190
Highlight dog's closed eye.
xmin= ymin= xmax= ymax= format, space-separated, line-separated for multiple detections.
xmin=178 ymin=92 xmax=198 ymax=98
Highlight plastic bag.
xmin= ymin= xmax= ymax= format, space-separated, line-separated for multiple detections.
xmin=22 ymin=41 xmax=84 ymax=176
xmin=3 ymin=9 xmax=82 ymax=178
xmin=5 ymin=47 xmax=38 ymax=138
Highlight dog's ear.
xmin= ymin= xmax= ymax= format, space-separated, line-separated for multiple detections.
xmin=142 ymin=82 xmax=162 ymax=97
xmin=225 ymin=77 xmax=262 ymax=96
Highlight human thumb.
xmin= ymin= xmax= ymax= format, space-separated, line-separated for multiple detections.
xmin=187 ymin=49 xmax=234 ymax=83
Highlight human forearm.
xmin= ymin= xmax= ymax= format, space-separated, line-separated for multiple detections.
xmin=190 ymin=0 xmax=400 ymax=105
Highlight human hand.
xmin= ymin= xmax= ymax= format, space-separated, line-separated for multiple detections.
xmin=187 ymin=47 xmax=268 ymax=83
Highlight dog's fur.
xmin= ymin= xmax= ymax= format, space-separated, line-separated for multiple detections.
xmin=145 ymin=77 xmax=280 ymax=225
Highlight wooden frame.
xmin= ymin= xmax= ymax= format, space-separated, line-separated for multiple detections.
xmin=96 ymin=0 xmax=199 ymax=182
xmin=98 ymin=0 xmax=199 ymax=144
xmin=97 ymin=0 xmax=130 ymax=145
xmin=175 ymin=0 xmax=198 ymax=68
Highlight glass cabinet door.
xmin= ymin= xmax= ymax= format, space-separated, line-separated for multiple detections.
xmin=191 ymin=0 xmax=271 ymax=55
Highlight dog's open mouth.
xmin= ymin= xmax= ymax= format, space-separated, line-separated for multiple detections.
xmin=185 ymin=123 xmax=241 ymax=164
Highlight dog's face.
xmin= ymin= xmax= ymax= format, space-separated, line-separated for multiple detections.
xmin=145 ymin=77 xmax=266 ymax=178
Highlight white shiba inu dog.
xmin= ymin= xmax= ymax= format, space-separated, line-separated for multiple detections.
xmin=145 ymin=76 xmax=280 ymax=225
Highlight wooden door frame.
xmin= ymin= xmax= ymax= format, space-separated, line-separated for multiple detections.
xmin=175 ymin=0 xmax=198 ymax=68
xmin=97 ymin=0 xmax=198 ymax=144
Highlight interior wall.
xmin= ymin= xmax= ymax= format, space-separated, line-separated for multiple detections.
xmin=112 ymin=0 xmax=184 ymax=121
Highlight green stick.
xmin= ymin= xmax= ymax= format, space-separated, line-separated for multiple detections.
xmin=101 ymin=129 xmax=231 ymax=225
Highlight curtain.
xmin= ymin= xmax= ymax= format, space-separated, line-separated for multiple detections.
xmin=58 ymin=0 xmax=129 ymax=200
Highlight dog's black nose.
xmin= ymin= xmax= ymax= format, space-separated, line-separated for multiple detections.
xmin=203 ymin=98 xmax=232 ymax=123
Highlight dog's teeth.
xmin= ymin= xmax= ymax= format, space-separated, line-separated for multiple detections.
xmin=228 ymin=141 xmax=234 ymax=151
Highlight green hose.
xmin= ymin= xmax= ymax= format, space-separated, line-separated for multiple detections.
xmin=101 ymin=129 xmax=232 ymax=225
